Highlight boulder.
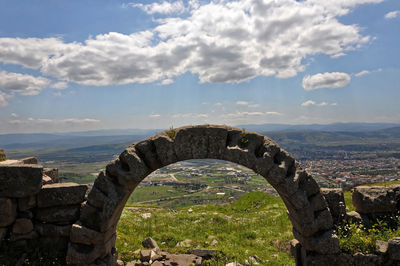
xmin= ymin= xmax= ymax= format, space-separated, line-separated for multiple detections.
xmin=352 ymin=186 xmax=398 ymax=214
xmin=376 ymin=240 xmax=388 ymax=254
xmin=0 ymin=164 xmax=43 ymax=197
xmin=37 ymin=182 xmax=87 ymax=208
xmin=142 ymin=237 xmax=159 ymax=249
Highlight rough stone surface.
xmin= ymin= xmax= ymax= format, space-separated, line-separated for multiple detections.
xmin=0 ymin=198 xmax=17 ymax=227
xmin=321 ymin=188 xmax=346 ymax=224
xmin=0 ymin=164 xmax=43 ymax=197
xmin=190 ymin=248 xmax=216 ymax=258
xmin=66 ymin=234 xmax=116 ymax=265
xmin=142 ymin=237 xmax=159 ymax=249
xmin=293 ymin=229 xmax=340 ymax=254
xmin=43 ymin=168 xmax=59 ymax=183
xmin=12 ymin=218 xmax=33 ymax=235
xmin=42 ymin=174 xmax=53 ymax=185
xmin=70 ymin=222 xmax=116 ymax=245
xmin=18 ymin=196 xmax=36 ymax=211
xmin=19 ymin=157 xmax=38 ymax=164
xmin=35 ymin=204 xmax=80 ymax=223
xmin=352 ymin=185 xmax=399 ymax=214
xmin=376 ymin=240 xmax=388 ymax=254
xmin=35 ymin=223 xmax=71 ymax=237
xmin=37 ymin=182 xmax=87 ymax=208
xmin=388 ymin=237 xmax=400 ymax=261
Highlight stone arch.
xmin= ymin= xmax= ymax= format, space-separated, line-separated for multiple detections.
xmin=66 ymin=125 xmax=339 ymax=265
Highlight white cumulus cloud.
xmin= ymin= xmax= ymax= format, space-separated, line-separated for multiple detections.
xmin=385 ymin=10 xmax=400 ymax=19
xmin=51 ymin=81 xmax=68 ymax=90
xmin=0 ymin=0 xmax=381 ymax=86
xmin=0 ymin=71 xmax=50 ymax=96
xmin=301 ymin=100 xmax=337 ymax=107
xmin=302 ymin=72 xmax=351 ymax=91
xmin=0 ymin=91 xmax=13 ymax=107
xmin=128 ymin=1 xmax=186 ymax=15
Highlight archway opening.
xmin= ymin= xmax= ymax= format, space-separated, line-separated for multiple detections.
xmin=117 ymin=159 xmax=294 ymax=264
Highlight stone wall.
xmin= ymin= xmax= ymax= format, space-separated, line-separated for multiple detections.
xmin=292 ymin=186 xmax=400 ymax=266
xmin=0 ymin=156 xmax=87 ymax=260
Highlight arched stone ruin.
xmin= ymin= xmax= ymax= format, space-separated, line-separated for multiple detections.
xmin=66 ymin=125 xmax=339 ymax=265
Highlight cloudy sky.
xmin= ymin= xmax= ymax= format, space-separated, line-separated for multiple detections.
xmin=0 ymin=0 xmax=399 ymax=133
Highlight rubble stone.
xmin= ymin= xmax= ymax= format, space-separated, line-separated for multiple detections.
xmin=352 ymin=185 xmax=399 ymax=214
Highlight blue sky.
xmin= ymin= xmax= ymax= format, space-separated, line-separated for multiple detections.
xmin=0 ymin=0 xmax=399 ymax=133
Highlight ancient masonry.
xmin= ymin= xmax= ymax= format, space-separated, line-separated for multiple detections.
xmin=0 ymin=125 xmax=399 ymax=266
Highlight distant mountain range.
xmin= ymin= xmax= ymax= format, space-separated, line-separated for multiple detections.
xmin=1 ymin=122 xmax=399 ymax=151
xmin=238 ymin=122 xmax=400 ymax=133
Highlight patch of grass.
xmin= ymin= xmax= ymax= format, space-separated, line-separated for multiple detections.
xmin=363 ymin=180 xmax=400 ymax=187
xmin=166 ymin=127 xmax=176 ymax=140
xmin=337 ymin=214 xmax=400 ymax=254
xmin=240 ymin=129 xmax=249 ymax=146
xmin=344 ymin=191 xmax=355 ymax=212
xmin=116 ymin=192 xmax=294 ymax=265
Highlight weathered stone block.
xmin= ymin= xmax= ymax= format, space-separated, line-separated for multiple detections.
xmin=35 ymin=204 xmax=80 ymax=223
xmin=70 ymin=222 xmax=116 ymax=245
xmin=293 ymin=229 xmax=339 ymax=254
xmin=37 ymin=182 xmax=87 ymax=208
xmin=66 ymin=233 xmax=116 ymax=265
xmin=309 ymin=192 xmax=328 ymax=212
xmin=12 ymin=218 xmax=33 ymax=235
xmin=18 ymin=195 xmax=36 ymax=211
xmin=321 ymin=188 xmax=346 ymax=224
xmin=388 ymin=237 xmax=400 ymax=261
xmin=352 ymin=186 xmax=398 ymax=214
xmin=43 ymin=168 xmax=59 ymax=183
xmin=0 ymin=164 xmax=43 ymax=197
xmin=35 ymin=223 xmax=71 ymax=237
xmin=19 ymin=157 xmax=38 ymax=164
xmin=42 ymin=174 xmax=54 ymax=185
xmin=0 ymin=198 xmax=17 ymax=227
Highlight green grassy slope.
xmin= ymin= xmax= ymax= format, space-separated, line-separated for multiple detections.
xmin=117 ymin=192 xmax=295 ymax=265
